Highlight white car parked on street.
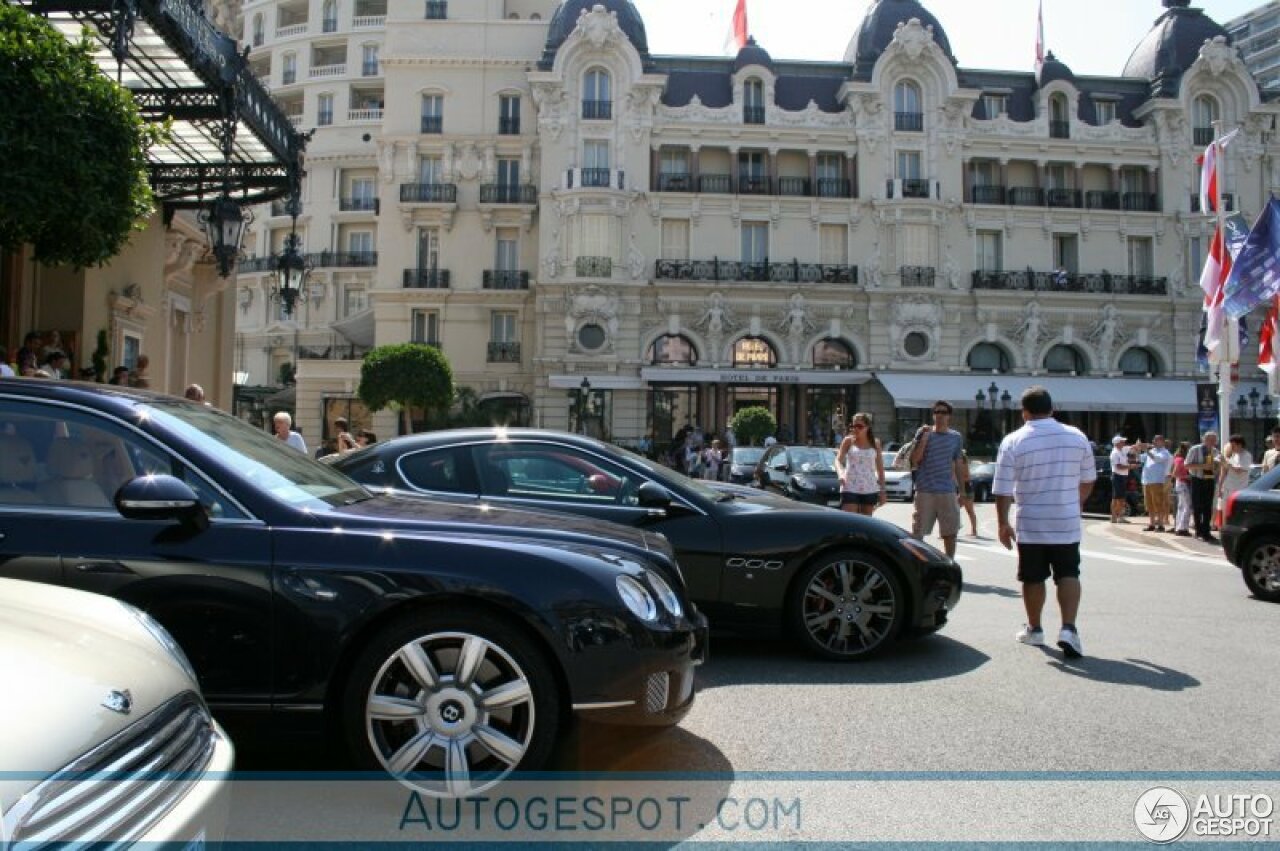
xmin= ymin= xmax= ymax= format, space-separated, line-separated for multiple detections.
xmin=0 ymin=578 xmax=234 ymax=847
xmin=882 ymin=452 xmax=916 ymax=501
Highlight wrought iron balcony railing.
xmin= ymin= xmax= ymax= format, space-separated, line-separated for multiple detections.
xmin=971 ymin=270 xmax=1168 ymax=296
xmin=1190 ymin=193 xmax=1235 ymax=212
xmin=582 ymin=100 xmax=612 ymax=120
xmin=400 ymin=182 xmax=457 ymax=203
xmin=483 ymin=270 xmax=530 ymax=290
xmin=420 ymin=115 xmax=443 ymax=134
xmin=900 ymin=266 xmax=936 ymax=287
xmin=698 ymin=174 xmax=732 ymax=193
xmin=656 ymin=173 xmax=693 ymax=192
xmin=1122 ymin=192 xmax=1158 ymax=212
xmin=498 ymin=116 xmax=520 ymax=135
xmin=1049 ymin=120 xmax=1070 ymax=139
xmin=487 ymin=342 xmax=521 ymax=363
xmin=743 ymin=105 xmax=766 ymax=124
xmin=580 ymin=168 xmax=612 ymax=187
xmin=738 ymin=176 xmax=771 ymax=195
xmin=1193 ymin=127 xmax=1215 ymax=146
xmin=776 ymin=177 xmax=810 ymax=197
xmin=654 ymin=258 xmax=858 ymax=285
xmin=479 ymin=184 xmax=537 ymax=204
xmin=895 ymin=111 xmax=924 ymax=132
xmin=815 ymin=178 xmax=851 ymax=198
xmin=311 ymin=251 xmax=377 ymax=268
xmin=239 ymin=256 xmax=276 ymax=273
xmin=1008 ymin=187 xmax=1045 ymax=206
xmin=1085 ymin=190 xmax=1120 ymax=210
xmin=970 ymin=185 xmax=1006 ymax=204
xmin=339 ymin=197 xmax=379 ymax=212
xmin=403 ymin=268 xmax=451 ymax=288
xmin=1046 ymin=188 xmax=1082 ymax=208
xmin=575 ymin=256 xmax=612 ymax=277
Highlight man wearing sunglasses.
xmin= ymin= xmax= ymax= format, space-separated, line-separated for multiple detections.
xmin=908 ymin=399 xmax=967 ymax=558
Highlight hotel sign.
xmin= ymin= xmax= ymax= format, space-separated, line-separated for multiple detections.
xmin=641 ymin=368 xmax=872 ymax=387
xmin=733 ymin=338 xmax=776 ymax=366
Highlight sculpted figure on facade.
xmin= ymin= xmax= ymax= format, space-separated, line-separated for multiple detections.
xmin=543 ymin=225 xmax=561 ymax=280
xmin=627 ymin=231 xmax=646 ymax=281
xmin=889 ymin=296 xmax=942 ymax=359
xmin=775 ymin=293 xmax=816 ymax=359
xmin=1013 ymin=302 xmax=1047 ymax=368
xmin=695 ymin=291 xmax=737 ymax=338
xmin=888 ymin=18 xmax=936 ymax=61
xmin=1087 ymin=304 xmax=1125 ymax=368
xmin=531 ymin=83 xmax=566 ymax=141
xmin=576 ymin=4 xmax=623 ymax=49
xmin=863 ymin=242 xmax=882 ymax=289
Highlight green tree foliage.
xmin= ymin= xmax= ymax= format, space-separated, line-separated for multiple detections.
xmin=358 ymin=343 xmax=454 ymax=434
xmin=0 ymin=4 xmax=160 ymax=267
xmin=730 ymin=406 xmax=777 ymax=447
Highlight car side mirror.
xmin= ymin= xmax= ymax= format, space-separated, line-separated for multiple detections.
xmin=115 ymin=475 xmax=208 ymax=530
xmin=636 ymin=481 xmax=672 ymax=510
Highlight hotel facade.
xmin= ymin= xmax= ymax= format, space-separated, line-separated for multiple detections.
xmin=227 ymin=0 xmax=1280 ymax=453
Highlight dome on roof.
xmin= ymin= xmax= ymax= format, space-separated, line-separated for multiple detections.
xmin=541 ymin=0 xmax=650 ymax=68
xmin=733 ymin=37 xmax=774 ymax=73
xmin=843 ymin=0 xmax=956 ymax=77
xmin=1036 ymin=51 xmax=1075 ymax=88
xmin=1122 ymin=0 xmax=1228 ymax=96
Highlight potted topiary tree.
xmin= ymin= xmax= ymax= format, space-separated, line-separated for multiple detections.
xmin=730 ymin=406 xmax=777 ymax=447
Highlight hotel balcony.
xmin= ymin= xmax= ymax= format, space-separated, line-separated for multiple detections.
xmin=487 ymin=342 xmax=521 ymax=363
xmin=900 ymin=266 xmax=936 ymax=287
xmin=339 ymin=197 xmax=379 ymax=213
xmin=479 ymin=184 xmax=537 ymax=204
xmin=971 ymin=269 xmax=1167 ymax=296
xmin=403 ymin=268 xmax=451 ymax=288
xmin=483 ymin=270 xmax=531 ymax=290
xmin=654 ymin=258 xmax=858 ymax=285
xmin=400 ymin=183 xmax=457 ymax=203
xmin=566 ymin=168 xmax=625 ymax=190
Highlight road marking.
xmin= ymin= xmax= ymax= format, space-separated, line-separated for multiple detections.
xmin=1077 ymin=548 xmax=1161 ymax=566
xmin=1114 ymin=546 xmax=1228 ymax=566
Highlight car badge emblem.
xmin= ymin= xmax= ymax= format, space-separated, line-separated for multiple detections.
xmin=102 ymin=689 xmax=133 ymax=715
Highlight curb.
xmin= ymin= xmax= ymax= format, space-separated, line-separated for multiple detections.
xmin=1093 ymin=516 xmax=1226 ymax=558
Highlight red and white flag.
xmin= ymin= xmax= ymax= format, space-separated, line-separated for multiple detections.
xmin=1202 ymin=222 xmax=1238 ymax=363
xmin=1197 ymin=127 xmax=1240 ymax=213
xmin=723 ymin=0 xmax=748 ymax=55
xmin=1260 ymin=296 xmax=1280 ymax=393
xmin=1034 ymin=1 xmax=1045 ymax=71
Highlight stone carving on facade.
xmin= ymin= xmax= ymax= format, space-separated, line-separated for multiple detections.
xmin=1196 ymin=35 xmax=1239 ymax=77
xmin=455 ymin=142 xmax=482 ymax=181
xmin=574 ymin=4 xmax=625 ymax=50
xmin=543 ymin=224 xmax=561 ymax=280
xmin=531 ymin=83 xmax=567 ymax=141
xmin=657 ymin=93 xmax=736 ymax=125
xmin=775 ymin=292 xmax=817 ymax=360
xmin=627 ymin=231 xmax=645 ymax=281
xmin=889 ymin=295 xmax=942 ymax=360
xmin=625 ymin=88 xmax=662 ymax=142
xmin=1239 ymin=114 xmax=1269 ymax=173
xmin=1012 ymin=301 xmax=1048 ymax=368
xmin=937 ymin=100 xmax=966 ymax=155
xmin=943 ymin=251 xmax=961 ymax=290
xmin=863 ymin=242 xmax=882 ymax=289
xmin=1154 ymin=111 xmax=1189 ymax=166
xmin=887 ymin=18 xmax=936 ymax=61
xmin=1169 ymin=228 xmax=1188 ymax=293
xmin=566 ymin=284 xmax=621 ymax=352
xmin=694 ymin=291 xmax=737 ymax=340
xmin=850 ymin=93 xmax=886 ymax=151
xmin=1086 ymin=304 xmax=1126 ymax=368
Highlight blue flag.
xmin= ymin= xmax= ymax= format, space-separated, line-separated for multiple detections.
xmin=1225 ymin=199 xmax=1280 ymax=319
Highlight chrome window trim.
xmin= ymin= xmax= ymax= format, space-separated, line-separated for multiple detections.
xmin=0 ymin=394 xmax=261 ymax=524
xmin=392 ymin=438 xmax=709 ymax=518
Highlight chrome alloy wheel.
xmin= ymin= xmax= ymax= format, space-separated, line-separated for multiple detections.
xmin=802 ymin=559 xmax=898 ymax=655
xmin=1246 ymin=541 xmax=1280 ymax=595
xmin=365 ymin=631 xmax=535 ymax=797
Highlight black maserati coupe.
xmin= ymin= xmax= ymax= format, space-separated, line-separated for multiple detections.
xmin=332 ymin=429 xmax=963 ymax=660
xmin=0 ymin=381 xmax=705 ymax=796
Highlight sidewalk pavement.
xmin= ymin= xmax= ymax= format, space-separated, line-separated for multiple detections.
xmin=1093 ymin=515 xmax=1227 ymax=557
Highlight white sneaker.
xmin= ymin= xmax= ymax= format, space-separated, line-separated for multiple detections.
xmin=1057 ymin=627 xmax=1084 ymax=659
xmin=1015 ymin=625 xmax=1045 ymax=645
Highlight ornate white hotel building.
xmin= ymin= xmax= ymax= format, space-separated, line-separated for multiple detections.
xmin=226 ymin=0 xmax=1280 ymax=452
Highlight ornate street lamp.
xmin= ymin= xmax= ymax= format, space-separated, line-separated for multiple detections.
xmin=272 ymin=227 xmax=310 ymax=317
xmin=576 ymin=376 xmax=592 ymax=435
xmin=198 ymin=192 xmax=251 ymax=278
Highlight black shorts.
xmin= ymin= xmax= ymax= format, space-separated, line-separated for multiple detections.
xmin=1017 ymin=542 xmax=1082 ymax=585
xmin=841 ymin=491 xmax=879 ymax=507
xmin=1111 ymin=474 xmax=1128 ymax=500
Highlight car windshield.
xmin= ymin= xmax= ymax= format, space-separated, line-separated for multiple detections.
xmin=141 ymin=400 xmax=369 ymax=510
xmin=789 ymin=448 xmax=836 ymax=473
xmin=972 ymin=462 xmax=996 ymax=476
xmin=731 ymin=447 xmax=765 ymax=465
xmin=602 ymin=442 xmax=724 ymax=502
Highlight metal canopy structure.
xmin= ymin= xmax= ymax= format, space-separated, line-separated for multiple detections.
xmin=19 ymin=0 xmax=305 ymax=209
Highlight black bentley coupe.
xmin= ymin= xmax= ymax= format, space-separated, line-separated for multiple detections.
xmin=0 ymin=381 xmax=705 ymax=796
xmin=332 ymin=429 xmax=963 ymax=660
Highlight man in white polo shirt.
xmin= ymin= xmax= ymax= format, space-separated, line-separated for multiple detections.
xmin=992 ymin=386 xmax=1096 ymax=658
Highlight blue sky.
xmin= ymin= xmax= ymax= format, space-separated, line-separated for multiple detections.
xmin=631 ymin=0 xmax=1265 ymax=75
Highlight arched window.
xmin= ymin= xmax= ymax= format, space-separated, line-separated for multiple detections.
xmin=252 ymin=13 xmax=264 ymax=46
xmin=894 ymin=80 xmax=922 ymax=131
xmin=1118 ymin=347 xmax=1160 ymax=376
xmin=1044 ymin=344 xmax=1087 ymax=375
xmin=812 ymin=339 xmax=855 ymax=369
xmin=967 ymin=343 xmax=1012 ymax=374
xmin=1049 ymin=93 xmax=1069 ymax=138
xmin=1192 ymin=95 xmax=1219 ymax=145
xmin=733 ymin=336 xmax=777 ymax=368
xmin=743 ymin=79 xmax=765 ymax=124
xmin=583 ymin=68 xmax=611 ymax=119
xmin=646 ymin=334 xmax=698 ymax=366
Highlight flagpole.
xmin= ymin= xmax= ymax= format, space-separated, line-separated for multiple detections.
xmin=1215 ymin=118 xmax=1233 ymax=448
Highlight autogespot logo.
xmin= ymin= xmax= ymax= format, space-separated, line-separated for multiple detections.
xmin=1135 ymin=787 xmax=1191 ymax=843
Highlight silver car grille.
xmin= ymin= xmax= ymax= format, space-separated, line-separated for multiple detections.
xmin=4 ymin=692 xmax=216 ymax=849
xmin=644 ymin=672 xmax=671 ymax=714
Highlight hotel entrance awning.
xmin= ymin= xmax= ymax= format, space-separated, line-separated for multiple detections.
xmin=876 ymin=373 xmax=1201 ymax=414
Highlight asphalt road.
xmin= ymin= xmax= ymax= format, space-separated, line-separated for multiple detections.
xmin=228 ymin=500 xmax=1280 ymax=843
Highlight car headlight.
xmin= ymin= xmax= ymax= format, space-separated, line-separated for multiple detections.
xmin=792 ymin=476 xmax=816 ymax=490
xmin=123 ymin=602 xmax=199 ymax=684
xmin=645 ymin=570 xmax=683 ymax=619
xmin=899 ymin=536 xmax=947 ymax=563
xmin=616 ymin=574 xmax=658 ymax=622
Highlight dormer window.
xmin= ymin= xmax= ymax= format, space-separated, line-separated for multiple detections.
xmin=1193 ymin=95 xmax=1219 ymax=146
xmin=981 ymin=93 xmax=1006 ymax=119
xmin=1094 ymin=98 xmax=1116 ymax=125
xmin=894 ymin=81 xmax=922 ymax=131
xmin=1048 ymin=93 xmax=1069 ymax=139
xmin=583 ymin=68 xmax=611 ymax=120
xmin=744 ymin=79 xmax=765 ymax=125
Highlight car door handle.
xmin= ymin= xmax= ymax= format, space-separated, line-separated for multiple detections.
xmin=74 ymin=561 xmax=133 ymax=575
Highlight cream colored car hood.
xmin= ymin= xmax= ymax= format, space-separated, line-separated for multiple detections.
xmin=0 ymin=579 xmax=199 ymax=815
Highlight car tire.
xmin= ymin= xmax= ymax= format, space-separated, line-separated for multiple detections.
xmin=1241 ymin=536 xmax=1280 ymax=603
xmin=787 ymin=551 xmax=906 ymax=660
xmin=341 ymin=608 xmax=561 ymax=797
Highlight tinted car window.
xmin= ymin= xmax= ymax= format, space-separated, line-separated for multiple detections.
xmin=788 ymin=448 xmax=836 ymax=473
xmin=0 ymin=400 xmax=244 ymax=519
xmin=730 ymin=447 xmax=764 ymax=465
xmin=473 ymin=442 xmax=639 ymax=506
xmin=397 ymin=447 xmax=477 ymax=494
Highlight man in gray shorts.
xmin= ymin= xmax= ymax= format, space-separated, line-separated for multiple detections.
xmin=909 ymin=399 xmax=967 ymax=558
